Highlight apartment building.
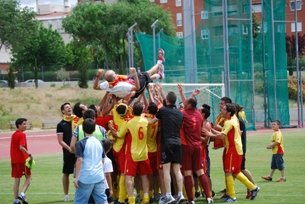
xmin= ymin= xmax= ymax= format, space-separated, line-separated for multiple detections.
xmin=155 ymin=0 xmax=305 ymax=38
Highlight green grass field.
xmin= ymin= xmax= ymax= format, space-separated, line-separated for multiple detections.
xmin=1 ymin=129 xmax=305 ymax=203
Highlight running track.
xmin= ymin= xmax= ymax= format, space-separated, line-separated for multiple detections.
xmin=0 ymin=129 xmax=61 ymax=160
xmin=1 ymin=128 xmax=303 ymax=160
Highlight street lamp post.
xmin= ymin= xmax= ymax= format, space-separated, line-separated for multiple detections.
xmin=127 ymin=23 xmax=137 ymax=71
xmin=151 ymin=19 xmax=159 ymax=64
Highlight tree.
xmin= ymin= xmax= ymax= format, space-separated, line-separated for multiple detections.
xmin=66 ymin=41 xmax=92 ymax=88
xmin=63 ymin=0 xmax=175 ymax=72
xmin=11 ymin=24 xmax=66 ymax=88
xmin=286 ymin=33 xmax=305 ymax=75
xmin=0 ymin=0 xmax=36 ymax=50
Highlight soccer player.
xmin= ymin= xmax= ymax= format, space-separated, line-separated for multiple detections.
xmin=110 ymin=102 xmax=152 ymax=204
xmin=143 ymin=102 xmax=160 ymax=202
xmin=93 ymin=61 xmax=164 ymax=101
xmin=56 ymin=102 xmax=78 ymax=202
xmin=10 ymin=118 xmax=32 ymax=204
xmin=205 ymin=103 xmax=260 ymax=202
xmin=177 ymin=85 xmax=213 ymax=203
xmin=156 ymin=92 xmax=185 ymax=204
xmin=262 ymin=120 xmax=286 ymax=182
xmin=213 ymin=97 xmax=232 ymax=149
xmin=235 ymin=104 xmax=256 ymax=198
xmin=108 ymin=102 xmax=133 ymax=204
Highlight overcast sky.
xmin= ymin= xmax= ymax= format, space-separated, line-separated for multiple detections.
xmin=19 ymin=0 xmax=77 ymax=10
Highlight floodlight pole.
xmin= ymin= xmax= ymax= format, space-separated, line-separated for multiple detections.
xmin=249 ymin=0 xmax=256 ymax=128
xmin=127 ymin=23 xmax=137 ymax=70
xmin=158 ymin=28 xmax=163 ymax=49
xmin=222 ymin=0 xmax=230 ymax=96
xmin=270 ymin=0 xmax=278 ymax=120
xmin=151 ymin=19 xmax=159 ymax=64
xmin=294 ymin=0 xmax=304 ymax=127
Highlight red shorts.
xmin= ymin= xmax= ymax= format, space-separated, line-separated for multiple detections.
xmin=148 ymin=152 xmax=158 ymax=173
xmin=113 ymin=147 xmax=126 ymax=173
xmin=223 ymin=151 xmax=242 ymax=174
xmin=124 ymin=157 xmax=152 ymax=176
xmin=11 ymin=163 xmax=31 ymax=178
xmin=181 ymin=145 xmax=203 ymax=172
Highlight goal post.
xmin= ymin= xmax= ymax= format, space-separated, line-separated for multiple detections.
xmin=156 ymin=83 xmax=225 ymax=123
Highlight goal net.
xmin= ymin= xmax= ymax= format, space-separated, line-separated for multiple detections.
xmin=156 ymin=83 xmax=224 ymax=123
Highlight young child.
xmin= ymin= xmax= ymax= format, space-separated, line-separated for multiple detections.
xmin=10 ymin=118 xmax=33 ymax=204
xmin=262 ymin=120 xmax=286 ymax=182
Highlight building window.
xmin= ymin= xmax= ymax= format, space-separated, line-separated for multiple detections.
xmin=242 ymin=24 xmax=248 ymax=35
xmin=291 ymin=22 xmax=302 ymax=32
xmin=160 ymin=0 xmax=167 ymax=4
xmin=290 ymin=0 xmax=302 ymax=11
xmin=201 ymin=29 xmax=209 ymax=40
xmin=176 ymin=31 xmax=183 ymax=38
xmin=252 ymin=4 xmax=262 ymax=13
xmin=176 ymin=13 xmax=182 ymax=27
xmin=201 ymin=11 xmax=208 ymax=19
xmin=176 ymin=0 xmax=182 ymax=7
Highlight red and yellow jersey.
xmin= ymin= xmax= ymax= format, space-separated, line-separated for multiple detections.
xmin=108 ymin=75 xmax=135 ymax=88
xmin=143 ymin=113 xmax=159 ymax=153
xmin=216 ymin=113 xmax=226 ymax=127
xmin=109 ymin=104 xmax=133 ymax=152
xmin=221 ymin=117 xmax=243 ymax=155
xmin=271 ymin=130 xmax=284 ymax=154
xmin=118 ymin=116 xmax=148 ymax=161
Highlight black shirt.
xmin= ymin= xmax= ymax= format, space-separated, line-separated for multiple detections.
xmin=56 ymin=119 xmax=73 ymax=154
xmin=156 ymin=104 xmax=183 ymax=146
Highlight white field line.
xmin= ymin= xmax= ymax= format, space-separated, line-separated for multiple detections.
xmin=0 ymin=134 xmax=54 ymax=140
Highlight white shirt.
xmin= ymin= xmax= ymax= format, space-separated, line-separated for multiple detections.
xmin=99 ymin=81 xmax=134 ymax=98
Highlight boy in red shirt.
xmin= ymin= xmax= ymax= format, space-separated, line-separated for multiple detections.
xmin=10 ymin=118 xmax=33 ymax=204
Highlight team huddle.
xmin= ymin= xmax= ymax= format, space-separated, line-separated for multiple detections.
xmin=10 ymin=49 xmax=286 ymax=204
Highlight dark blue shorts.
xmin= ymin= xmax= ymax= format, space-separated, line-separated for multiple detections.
xmin=271 ymin=154 xmax=285 ymax=171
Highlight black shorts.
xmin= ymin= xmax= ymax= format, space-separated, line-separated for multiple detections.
xmin=132 ymin=72 xmax=152 ymax=99
xmin=63 ymin=152 xmax=76 ymax=174
xmin=161 ymin=144 xmax=182 ymax=164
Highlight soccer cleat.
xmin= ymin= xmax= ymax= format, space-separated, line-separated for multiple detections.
xmin=223 ymin=196 xmax=237 ymax=203
xmin=195 ymin=191 xmax=201 ymax=198
xmin=154 ymin=193 xmax=162 ymax=202
xmin=246 ymin=189 xmax=251 ymax=199
xmin=261 ymin=175 xmax=272 ymax=181
xmin=174 ymin=194 xmax=187 ymax=204
xmin=207 ymin=197 xmax=214 ymax=203
xmin=17 ymin=194 xmax=28 ymax=204
xmin=158 ymin=48 xmax=165 ymax=62
xmin=250 ymin=186 xmax=260 ymax=200
xmin=276 ymin=178 xmax=286 ymax=182
xmin=64 ymin=194 xmax=69 ymax=202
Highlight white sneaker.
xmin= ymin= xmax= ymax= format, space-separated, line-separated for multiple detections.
xmin=64 ymin=195 xmax=69 ymax=202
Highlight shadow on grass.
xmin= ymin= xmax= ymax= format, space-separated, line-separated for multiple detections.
xmin=35 ymin=201 xmax=67 ymax=204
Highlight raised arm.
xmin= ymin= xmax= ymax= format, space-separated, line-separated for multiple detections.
xmin=93 ymin=69 xmax=105 ymax=90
